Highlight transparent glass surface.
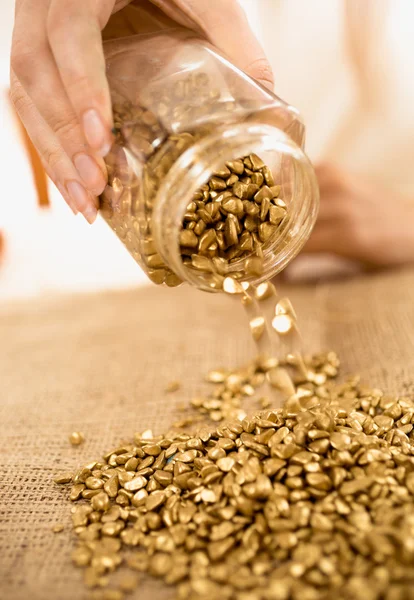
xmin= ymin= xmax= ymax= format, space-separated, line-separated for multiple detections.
xmin=100 ymin=24 xmax=318 ymax=289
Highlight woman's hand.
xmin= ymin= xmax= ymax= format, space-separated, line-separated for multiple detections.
xmin=11 ymin=0 xmax=273 ymax=223
xmin=304 ymin=163 xmax=414 ymax=267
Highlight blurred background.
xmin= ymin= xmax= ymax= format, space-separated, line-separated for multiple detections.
xmin=2 ymin=0 xmax=414 ymax=300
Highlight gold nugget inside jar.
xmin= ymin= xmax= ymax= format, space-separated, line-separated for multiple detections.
xmin=100 ymin=24 xmax=319 ymax=291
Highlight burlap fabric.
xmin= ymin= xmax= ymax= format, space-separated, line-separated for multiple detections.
xmin=1 ymin=268 xmax=414 ymax=600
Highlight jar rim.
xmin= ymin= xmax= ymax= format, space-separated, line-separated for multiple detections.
xmin=152 ymin=122 xmax=319 ymax=292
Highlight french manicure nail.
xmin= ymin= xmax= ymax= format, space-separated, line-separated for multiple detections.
xmin=82 ymin=109 xmax=112 ymax=157
xmin=74 ymin=153 xmax=106 ymax=194
xmin=66 ymin=180 xmax=97 ymax=224
xmin=83 ymin=204 xmax=98 ymax=225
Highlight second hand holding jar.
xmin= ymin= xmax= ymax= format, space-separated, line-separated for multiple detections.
xmin=100 ymin=26 xmax=319 ymax=292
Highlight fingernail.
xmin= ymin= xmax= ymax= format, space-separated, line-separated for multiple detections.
xmin=82 ymin=109 xmax=112 ymax=157
xmin=83 ymin=204 xmax=98 ymax=225
xmin=57 ymin=183 xmax=78 ymax=215
xmin=66 ymin=180 xmax=97 ymax=224
xmin=74 ymin=153 xmax=107 ymax=195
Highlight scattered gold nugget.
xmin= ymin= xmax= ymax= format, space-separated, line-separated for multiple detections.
xmin=69 ymin=432 xmax=84 ymax=446
xmin=54 ymin=472 xmax=73 ymax=484
xmin=164 ymin=380 xmax=181 ymax=393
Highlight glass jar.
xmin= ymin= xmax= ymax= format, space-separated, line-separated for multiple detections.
xmin=100 ymin=22 xmax=319 ymax=292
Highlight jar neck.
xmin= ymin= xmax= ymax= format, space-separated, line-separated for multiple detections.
xmin=152 ymin=123 xmax=319 ymax=292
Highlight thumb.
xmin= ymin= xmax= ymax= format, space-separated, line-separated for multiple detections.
xmin=170 ymin=0 xmax=274 ymax=90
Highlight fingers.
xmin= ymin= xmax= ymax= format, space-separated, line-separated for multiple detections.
xmin=315 ymin=162 xmax=359 ymax=226
xmin=47 ymin=0 xmax=114 ymax=156
xmin=11 ymin=0 xmax=113 ymax=222
xmin=315 ymin=162 xmax=348 ymax=193
xmin=11 ymin=2 xmax=107 ymax=201
xmin=302 ymin=222 xmax=343 ymax=255
xmin=315 ymin=196 xmax=343 ymax=222
xmin=303 ymin=166 xmax=356 ymax=257
xmin=166 ymin=0 xmax=274 ymax=89
xmin=10 ymin=71 xmax=99 ymax=223
xmin=305 ymin=164 xmax=349 ymax=254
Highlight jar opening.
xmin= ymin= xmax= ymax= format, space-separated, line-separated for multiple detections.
xmin=152 ymin=123 xmax=319 ymax=292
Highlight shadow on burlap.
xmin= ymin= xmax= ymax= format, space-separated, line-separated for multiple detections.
xmin=1 ymin=268 xmax=414 ymax=600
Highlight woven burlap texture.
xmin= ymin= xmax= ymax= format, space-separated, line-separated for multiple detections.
xmin=1 ymin=268 xmax=414 ymax=600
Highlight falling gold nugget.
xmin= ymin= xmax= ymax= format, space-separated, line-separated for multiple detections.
xmin=272 ymin=313 xmax=294 ymax=335
xmin=249 ymin=316 xmax=265 ymax=341
xmin=222 ymin=276 xmax=244 ymax=295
